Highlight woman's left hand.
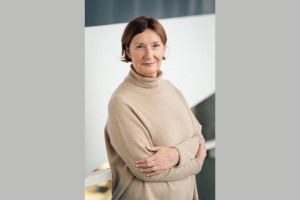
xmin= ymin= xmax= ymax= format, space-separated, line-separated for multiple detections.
xmin=135 ymin=146 xmax=180 ymax=177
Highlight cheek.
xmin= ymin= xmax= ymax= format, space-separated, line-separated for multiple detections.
xmin=156 ymin=51 xmax=164 ymax=60
xmin=133 ymin=55 xmax=143 ymax=63
xmin=132 ymin=51 xmax=143 ymax=59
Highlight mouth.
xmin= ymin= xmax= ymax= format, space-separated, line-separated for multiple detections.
xmin=142 ymin=62 xmax=156 ymax=66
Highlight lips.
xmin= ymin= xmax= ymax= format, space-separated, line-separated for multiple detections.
xmin=142 ymin=62 xmax=156 ymax=65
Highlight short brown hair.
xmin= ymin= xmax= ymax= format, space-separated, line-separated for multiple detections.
xmin=121 ymin=16 xmax=167 ymax=63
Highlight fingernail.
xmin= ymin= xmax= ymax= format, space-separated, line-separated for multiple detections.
xmin=146 ymin=174 xmax=149 ymax=177
xmin=135 ymin=161 xmax=138 ymax=163
xmin=136 ymin=165 xmax=138 ymax=167
xmin=140 ymin=170 xmax=143 ymax=172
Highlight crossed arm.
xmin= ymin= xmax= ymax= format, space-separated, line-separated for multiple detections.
xmin=107 ymin=96 xmax=206 ymax=181
xmin=135 ymin=107 xmax=206 ymax=177
xmin=136 ymin=143 xmax=206 ymax=177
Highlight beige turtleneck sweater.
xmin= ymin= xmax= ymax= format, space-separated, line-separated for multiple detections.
xmin=105 ymin=66 xmax=205 ymax=200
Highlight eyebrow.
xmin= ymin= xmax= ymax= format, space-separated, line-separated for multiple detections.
xmin=133 ymin=41 xmax=162 ymax=45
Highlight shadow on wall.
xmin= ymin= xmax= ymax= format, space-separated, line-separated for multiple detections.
xmin=193 ymin=93 xmax=215 ymax=200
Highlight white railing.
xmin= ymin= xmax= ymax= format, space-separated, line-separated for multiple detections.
xmin=85 ymin=139 xmax=215 ymax=188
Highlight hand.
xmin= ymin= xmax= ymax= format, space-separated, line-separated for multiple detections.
xmin=195 ymin=143 xmax=207 ymax=164
xmin=135 ymin=146 xmax=180 ymax=177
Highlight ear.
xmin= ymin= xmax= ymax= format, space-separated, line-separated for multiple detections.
xmin=126 ymin=47 xmax=131 ymax=59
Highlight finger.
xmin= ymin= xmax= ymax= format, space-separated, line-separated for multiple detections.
xmin=200 ymin=143 xmax=205 ymax=149
xmin=136 ymin=154 xmax=156 ymax=164
xmin=139 ymin=166 xmax=160 ymax=173
xmin=146 ymin=169 xmax=164 ymax=177
xmin=136 ymin=160 xmax=157 ymax=169
xmin=146 ymin=146 xmax=161 ymax=152
xmin=136 ymin=158 xmax=148 ymax=164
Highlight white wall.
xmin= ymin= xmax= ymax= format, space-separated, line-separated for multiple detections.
xmin=85 ymin=14 xmax=215 ymax=173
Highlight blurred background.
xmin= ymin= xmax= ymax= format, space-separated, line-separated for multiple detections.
xmin=85 ymin=0 xmax=215 ymax=199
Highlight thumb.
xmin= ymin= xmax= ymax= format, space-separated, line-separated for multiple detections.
xmin=146 ymin=146 xmax=161 ymax=152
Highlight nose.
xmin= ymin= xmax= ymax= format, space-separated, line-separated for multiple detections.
xmin=144 ymin=46 xmax=154 ymax=59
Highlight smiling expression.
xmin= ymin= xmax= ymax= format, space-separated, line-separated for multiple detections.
xmin=126 ymin=29 xmax=166 ymax=78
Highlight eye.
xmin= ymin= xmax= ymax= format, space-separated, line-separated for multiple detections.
xmin=153 ymin=44 xmax=160 ymax=48
xmin=136 ymin=45 xmax=145 ymax=50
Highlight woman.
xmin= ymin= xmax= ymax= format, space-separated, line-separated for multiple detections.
xmin=105 ymin=16 xmax=206 ymax=200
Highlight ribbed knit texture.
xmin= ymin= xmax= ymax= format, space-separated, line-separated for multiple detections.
xmin=105 ymin=65 xmax=205 ymax=200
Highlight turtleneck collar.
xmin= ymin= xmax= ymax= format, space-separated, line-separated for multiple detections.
xmin=127 ymin=65 xmax=163 ymax=88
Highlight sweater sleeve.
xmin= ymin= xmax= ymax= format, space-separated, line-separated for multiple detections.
xmin=106 ymin=95 xmax=203 ymax=182
xmin=172 ymin=86 xmax=206 ymax=167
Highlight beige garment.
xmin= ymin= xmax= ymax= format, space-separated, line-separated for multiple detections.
xmin=105 ymin=65 xmax=205 ymax=200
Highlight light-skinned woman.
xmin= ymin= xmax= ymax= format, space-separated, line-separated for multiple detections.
xmin=105 ymin=16 xmax=206 ymax=200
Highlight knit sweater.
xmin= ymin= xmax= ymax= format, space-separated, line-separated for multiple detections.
xmin=105 ymin=65 xmax=205 ymax=200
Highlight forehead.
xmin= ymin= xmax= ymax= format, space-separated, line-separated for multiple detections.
xmin=131 ymin=29 xmax=162 ymax=43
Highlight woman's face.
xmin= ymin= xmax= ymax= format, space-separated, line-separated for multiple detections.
xmin=126 ymin=29 xmax=165 ymax=78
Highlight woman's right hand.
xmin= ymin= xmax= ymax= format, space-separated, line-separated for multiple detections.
xmin=195 ymin=143 xmax=207 ymax=164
